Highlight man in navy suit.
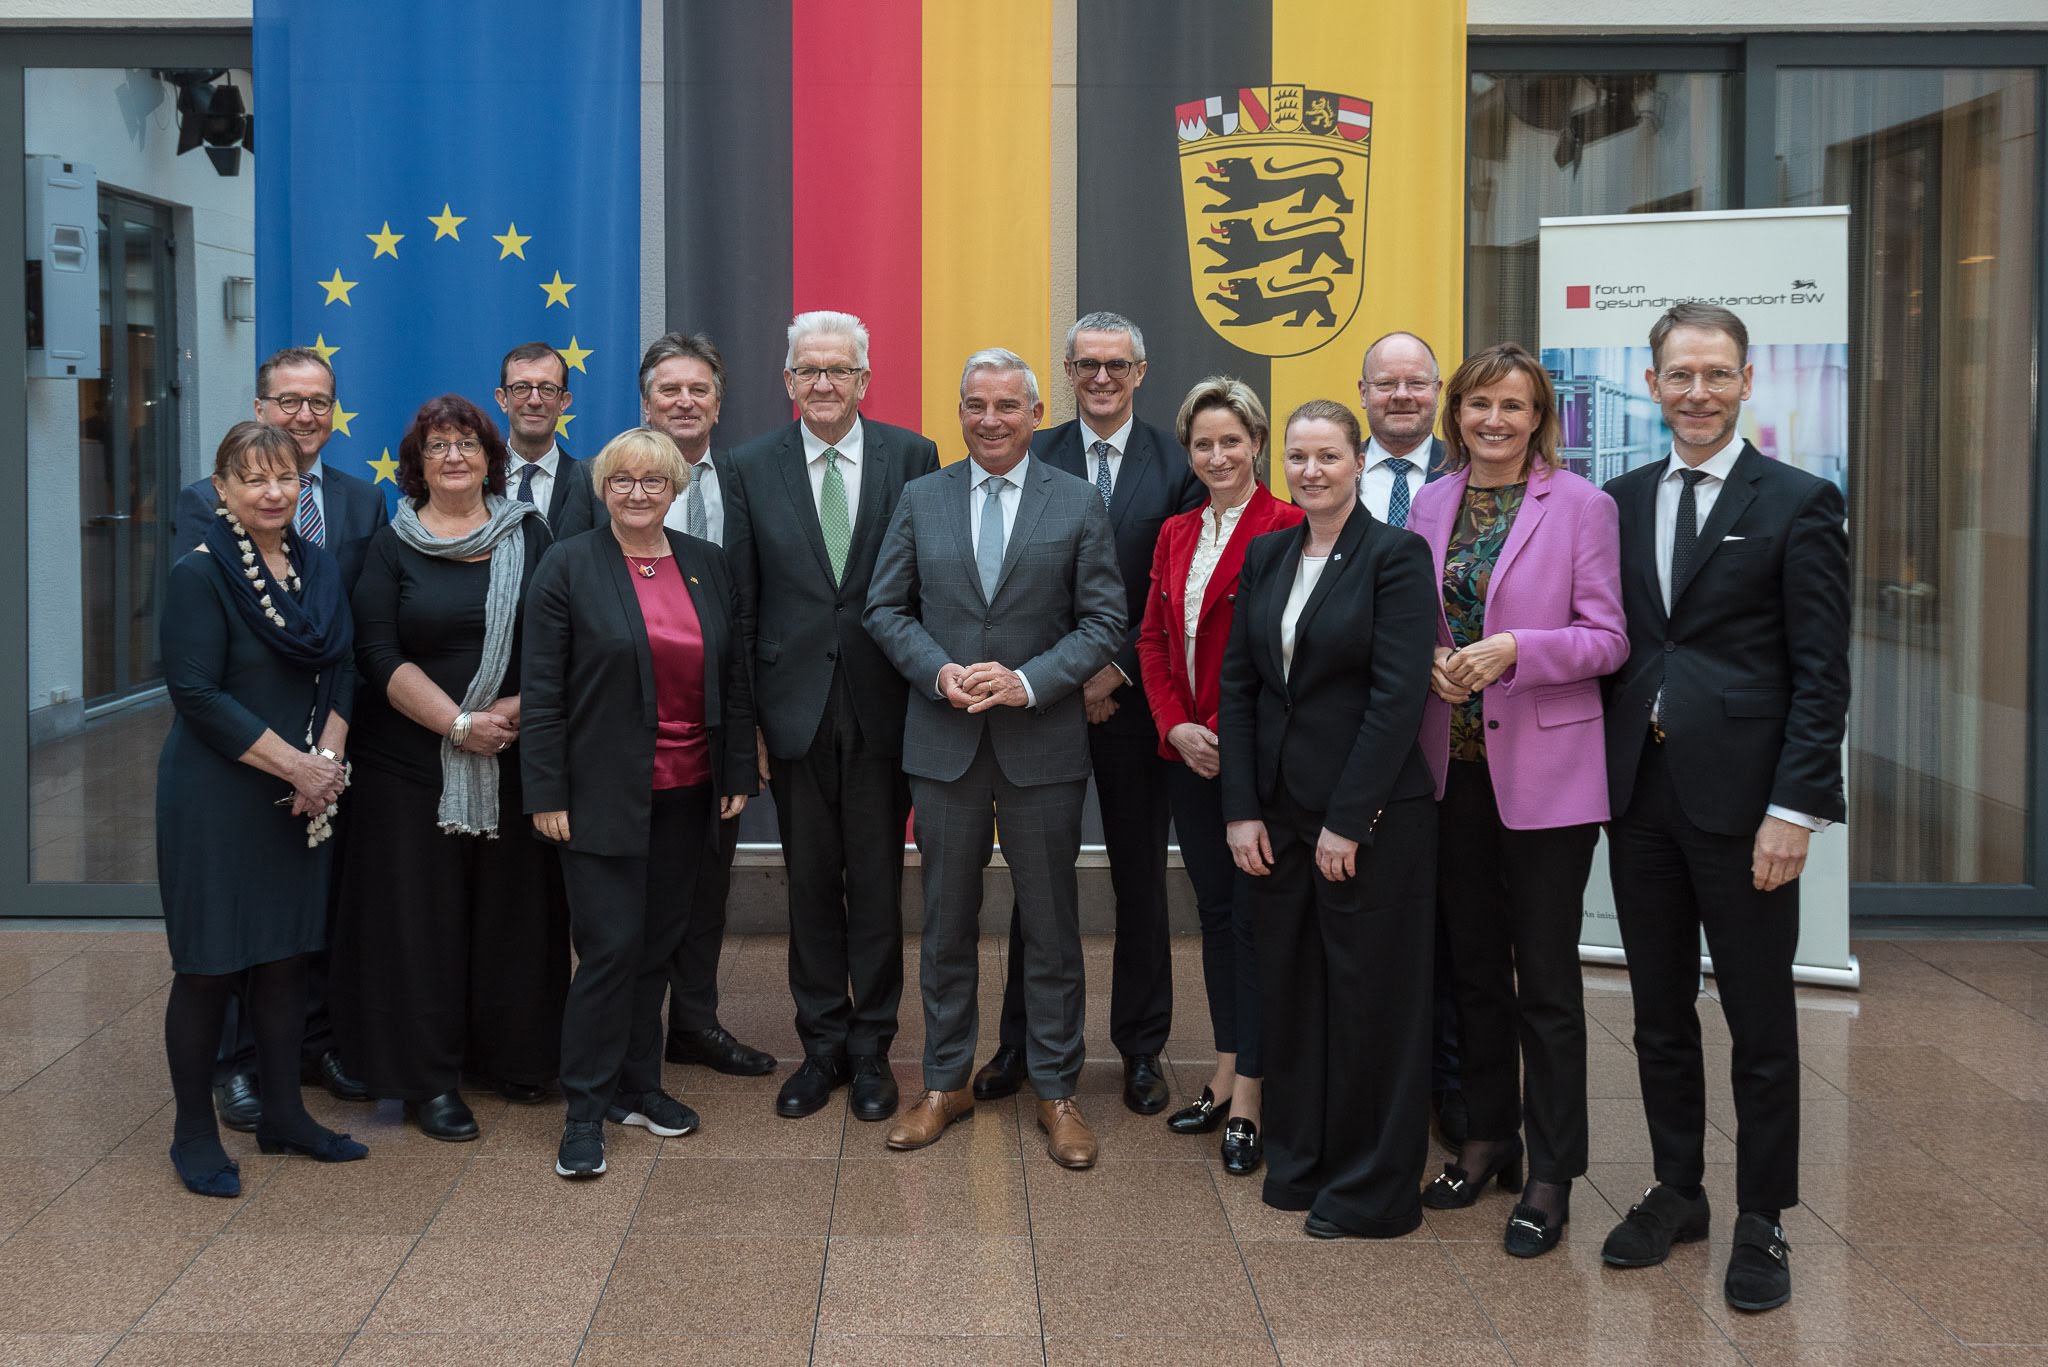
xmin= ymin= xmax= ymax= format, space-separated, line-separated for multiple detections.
xmin=971 ymin=312 xmax=1201 ymax=1117
xmin=495 ymin=341 xmax=605 ymax=537
xmin=1355 ymin=329 xmax=1463 ymax=1152
xmin=171 ymin=347 xmax=387 ymax=593
xmin=169 ymin=345 xmax=388 ymax=1130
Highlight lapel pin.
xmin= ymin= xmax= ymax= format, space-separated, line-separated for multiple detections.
xmin=1333 ymin=552 xmax=1343 ymax=561
xmin=689 ymin=576 xmax=700 ymax=585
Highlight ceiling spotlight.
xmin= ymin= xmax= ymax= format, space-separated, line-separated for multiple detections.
xmin=160 ymin=68 xmax=253 ymax=176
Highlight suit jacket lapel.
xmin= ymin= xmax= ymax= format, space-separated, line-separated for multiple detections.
xmin=546 ymin=456 xmax=572 ymax=523
xmin=849 ymin=418 xmax=893 ymax=572
xmin=1629 ymin=465 xmax=1668 ymax=629
xmin=775 ymin=425 xmax=835 ymax=583
xmin=1487 ymin=473 xmax=1547 ymax=604
xmin=948 ymin=462 xmax=988 ymax=605
xmin=1108 ymin=424 xmax=1155 ymax=534
xmin=991 ymin=461 xmax=1052 ymax=600
xmin=1292 ymin=502 xmax=1370 ymax=646
xmin=601 ymin=535 xmax=660 ymax=726
xmin=1671 ymin=444 xmax=1760 ymax=609
xmin=668 ymin=532 xmax=724 ymax=721
xmin=1418 ymin=470 xmax=1465 ymax=638
xmin=1257 ymin=521 xmax=1305 ymax=688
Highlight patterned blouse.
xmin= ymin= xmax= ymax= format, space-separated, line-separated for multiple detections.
xmin=1444 ymin=481 xmax=1525 ymax=762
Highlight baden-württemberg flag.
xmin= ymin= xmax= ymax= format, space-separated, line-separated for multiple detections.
xmin=254 ymin=0 xmax=639 ymax=504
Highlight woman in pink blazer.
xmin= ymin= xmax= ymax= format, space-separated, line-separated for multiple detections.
xmin=1137 ymin=377 xmax=1303 ymax=1174
xmin=1410 ymin=344 xmax=1627 ymax=1258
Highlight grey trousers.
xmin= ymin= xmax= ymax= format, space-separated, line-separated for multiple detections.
xmin=910 ymin=733 xmax=1087 ymax=1098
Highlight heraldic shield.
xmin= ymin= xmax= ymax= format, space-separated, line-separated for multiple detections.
xmin=1176 ymin=85 xmax=1372 ymax=358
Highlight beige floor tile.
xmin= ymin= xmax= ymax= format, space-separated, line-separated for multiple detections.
xmin=428 ymin=1153 xmax=652 ymax=1235
xmin=1045 ymin=1336 xmax=1283 ymax=1365
xmin=0 ymin=1088 xmax=168 ymax=1158
xmin=816 ymin=1235 xmax=1038 ymax=1337
xmin=337 ymin=1331 xmax=581 ymax=1364
xmin=1214 ymin=1166 xmax=1319 ymax=1240
xmin=1242 ymin=1242 xmax=1490 ymax=1340
xmin=816 ymin=1335 xmax=1048 ymax=1366
xmin=1800 ymin=1161 xmax=2042 ymax=1246
xmin=365 ymin=1233 xmax=620 ymax=1335
xmin=0 ymin=986 xmax=143 ymax=1037
xmin=1738 ymin=1344 xmax=1981 ymax=1366
xmin=577 ymin=1335 xmax=815 ymax=1366
xmin=17 ymin=1032 xmax=176 ymax=1094
xmin=23 ymin=1153 xmax=277 ymax=1236
xmin=28 ymin=951 xmax=174 ymax=999
xmin=1271 ymin=1343 xmax=1511 ymax=1366
xmin=632 ymin=1155 xmax=837 ymax=1236
xmin=228 ymin=1152 xmax=468 ymax=1236
xmin=0 ymin=1035 xmax=84 ymax=1090
xmin=1496 ymin=1344 xmax=1749 ymax=1366
xmin=138 ymin=1233 xmax=410 ymax=1335
xmin=1023 ymin=1157 xmax=1229 ymax=1240
xmin=1816 ymin=1045 xmax=2024 ymax=1103
xmin=0 ymin=1156 xmax=96 ymax=1238
xmin=1036 ymin=1238 xmax=1263 ymax=1337
xmin=1446 ymin=1237 xmax=1722 ymax=1341
xmin=101 ymin=1332 xmax=353 ymax=1365
xmin=0 ymin=1334 xmax=122 ymax=1367
xmin=591 ymin=1235 xmax=825 ymax=1337
xmin=668 ymin=1098 xmax=847 ymax=1158
xmin=1865 ymin=1244 xmax=2048 ymax=1345
xmin=0 ymin=1235 xmax=203 ymax=1333
xmin=1663 ymin=1242 xmax=1952 ymax=1350
xmin=1877 ymin=1101 xmax=2048 ymax=1170
xmin=829 ymin=1156 xmax=1028 ymax=1237
xmin=1959 ymin=1161 xmax=2048 ymax=1237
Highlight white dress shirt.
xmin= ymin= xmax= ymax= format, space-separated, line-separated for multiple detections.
xmin=801 ymin=415 xmax=864 ymax=520
xmin=663 ymin=449 xmax=724 ymax=545
xmin=301 ymin=456 xmax=329 ymax=530
xmin=1280 ymin=552 xmax=1327 ymax=680
xmin=950 ymin=455 xmax=1037 ymax=705
xmin=510 ymin=444 xmax=560 ymax=522
xmin=1078 ymin=413 xmax=1134 ymax=497
xmin=1183 ymin=498 xmax=1250 ymax=681
xmin=1357 ymin=437 xmax=1429 ymax=522
xmin=1653 ymin=433 xmax=1828 ymax=833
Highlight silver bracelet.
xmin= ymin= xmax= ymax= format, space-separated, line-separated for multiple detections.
xmin=449 ymin=711 xmax=473 ymax=746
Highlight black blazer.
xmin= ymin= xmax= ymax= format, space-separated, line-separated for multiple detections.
xmin=726 ymin=416 xmax=940 ymax=760
xmin=1034 ymin=416 xmax=1204 ymax=739
xmin=1217 ymin=503 xmax=1437 ymax=843
xmin=1603 ymin=442 xmax=1849 ymax=835
xmin=547 ymin=450 xmax=608 ymax=538
xmin=520 ymin=527 xmax=756 ymax=857
xmin=173 ymin=462 xmax=388 ymax=595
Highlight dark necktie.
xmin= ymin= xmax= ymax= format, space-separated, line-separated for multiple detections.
xmin=295 ymin=473 xmax=324 ymax=547
xmin=1383 ymin=458 xmax=1413 ymax=529
xmin=516 ymin=462 xmax=538 ymax=506
xmin=1092 ymin=440 xmax=1114 ymax=509
xmin=1670 ymin=468 xmax=1707 ymax=600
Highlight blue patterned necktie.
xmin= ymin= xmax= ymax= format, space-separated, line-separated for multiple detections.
xmin=295 ymin=472 xmax=325 ymax=546
xmin=1092 ymin=439 xmax=1114 ymax=509
xmin=978 ymin=475 xmax=1006 ymax=599
xmin=515 ymin=462 xmax=538 ymax=506
xmin=1383 ymin=457 xmax=1412 ymax=529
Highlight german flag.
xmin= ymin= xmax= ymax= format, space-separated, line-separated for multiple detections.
xmin=667 ymin=1 xmax=1465 ymax=471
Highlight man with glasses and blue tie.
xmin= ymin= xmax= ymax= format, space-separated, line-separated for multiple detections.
xmin=866 ymin=348 xmax=1125 ymax=1167
xmin=971 ymin=312 xmax=1201 ymax=1120
xmin=722 ymin=311 xmax=937 ymax=1124
xmin=169 ymin=344 xmax=387 ymax=1130
xmin=494 ymin=341 xmax=603 ymax=536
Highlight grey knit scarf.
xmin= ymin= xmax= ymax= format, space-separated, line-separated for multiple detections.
xmin=392 ymin=493 xmax=537 ymax=836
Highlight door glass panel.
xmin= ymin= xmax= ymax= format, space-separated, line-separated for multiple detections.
xmin=24 ymin=67 xmax=254 ymax=887
xmin=1775 ymin=68 xmax=2037 ymax=883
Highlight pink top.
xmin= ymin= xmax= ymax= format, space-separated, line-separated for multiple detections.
xmin=629 ymin=555 xmax=711 ymax=790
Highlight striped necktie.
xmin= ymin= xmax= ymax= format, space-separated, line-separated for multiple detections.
xmin=296 ymin=472 xmax=325 ymax=546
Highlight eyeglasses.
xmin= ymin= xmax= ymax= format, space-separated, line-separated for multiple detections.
xmin=425 ymin=438 xmax=484 ymax=457
xmin=1657 ymin=368 xmax=1744 ymax=394
xmin=1068 ymin=358 xmax=1135 ymax=378
xmin=261 ymin=393 xmax=335 ymax=416
xmin=789 ymin=365 xmax=864 ymax=386
xmin=501 ymin=381 xmax=565 ymax=401
xmin=1365 ymin=379 xmax=1440 ymax=396
xmin=606 ymin=474 xmax=673 ymax=495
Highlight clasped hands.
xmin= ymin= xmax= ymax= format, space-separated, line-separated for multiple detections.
xmin=940 ymin=661 xmax=1030 ymax=713
xmin=1226 ymin=820 xmax=1359 ymax=882
xmin=457 ymin=698 xmax=520 ymax=756
xmin=1430 ymin=632 xmax=1516 ymax=705
xmin=287 ymin=750 xmax=347 ymax=816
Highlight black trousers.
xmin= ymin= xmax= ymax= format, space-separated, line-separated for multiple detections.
xmin=330 ymin=761 xmax=569 ymax=1101
xmin=1609 ymin=741 xmax=1801 ymax=1212
xmin=665 ymin=800 xmax=741 ymax=1038
xmin=1257 ymin=792 xmax=1435 ymax=1237
xmin=999 ymin=727 xmax=1173 ymax=1058
xmin=213 ymin=810 xmax=346 ymax=1085
xmin=1438 ymin=758 xmax=1598 ymax=1183
xmin=1166 ymin=760 xmax=1260 ymax=1076
xmin=1431 ymin=912 xmax=1462 ymax=1096
xmin=769 ymin=676 xmax=908 ymax=1059
xmin=561 ymin=783 xmax=714 ymax=1122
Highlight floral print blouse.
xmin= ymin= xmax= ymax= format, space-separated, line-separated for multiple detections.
xmin=1443 ymin=481 xmax=1525 ymax=762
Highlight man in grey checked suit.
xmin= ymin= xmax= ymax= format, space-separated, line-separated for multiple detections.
xmin=865 ymin=348 xmax=1126 ymax=1168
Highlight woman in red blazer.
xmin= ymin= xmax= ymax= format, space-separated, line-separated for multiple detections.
xmin=1137 ymin=377 xmax=1303 ymax=1174
xmin=1410 ymin=344 xmax=1627 ymax=1258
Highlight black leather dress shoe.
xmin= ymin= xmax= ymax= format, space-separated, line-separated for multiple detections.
xmin=665 ymin=1025 xmax=776 ymax=1076
xmin=1724 ymin=1213 xmax=1792 ymax=1311
xmin=848 ymin=1054 xmax=899 ymax=1122
xmin=213 ymin=1072 xmax=260 ymax=1133
xmin=1123 ymin=1054 xmax=1169 ymax=1115
xmin=776 ymin=1055 xmax=850 ymax=1119
xmin=1220 ymin=1117 xmax=1263 ymax=1176
xmin=497 ymin=1080 xmax=552 ymax=1104
xmin=1432 ymin=1088 xmax=1470 ymax=1152
xmin=405 ymin=1090 xmax=479 ymax=1142
xmin=1601 ymin=1184 xmax=1711 ymax=1267
xmin=971 ymin=1046 xmax=1026 ymax=1101
xmin=301 ymin=1050 xmax=370 ymax=1103
xmin=1305 ymin=1212 xmax=1359 ymax=1239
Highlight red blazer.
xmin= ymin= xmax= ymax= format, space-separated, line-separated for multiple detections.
xmin=1137 ymin=484 xmax=1305 ymax=761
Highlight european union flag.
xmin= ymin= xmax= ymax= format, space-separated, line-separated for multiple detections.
xmin=254 ymin=0 xmax=639 ymax=504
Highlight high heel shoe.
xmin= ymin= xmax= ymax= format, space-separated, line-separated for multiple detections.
xmin=168 ymin=1138 xmax=240 ymax=1198
xmin=1505 ymin=1185 xmax=1570 ymax=1258
xmin=1166 ymin=1085 xmax=1232 ymax=1135
xmin=1220 ymin=1116 xmax=1263 ymax=1175
xmin=255 ymin=1125 xmax=368 ymax=1163
xmin=1421 ymin=1135 xmax=1524 ymax=1209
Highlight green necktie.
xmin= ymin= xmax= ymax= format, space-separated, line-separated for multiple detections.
xmin=820 ymin=445 xmax=851 ymax=584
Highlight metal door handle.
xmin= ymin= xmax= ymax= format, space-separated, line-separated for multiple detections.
xmin=87 ymin=513 xmax=132 ymax=524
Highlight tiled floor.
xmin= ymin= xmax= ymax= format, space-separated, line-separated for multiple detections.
xmin=0 ymin=929 xmax=2044 ymax=1365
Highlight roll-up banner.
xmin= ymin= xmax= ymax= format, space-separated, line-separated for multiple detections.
xmin=1538 ymin=207 xmax=1857 ymax=989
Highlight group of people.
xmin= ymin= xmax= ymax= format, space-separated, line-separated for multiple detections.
xmin=155 ymin=300 xmax=1847 ymax=1316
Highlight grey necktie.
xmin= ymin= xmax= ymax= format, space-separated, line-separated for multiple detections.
xmin=978 ymin=475 xmax=1006 ymax=600
xmin=1092 ymin=439 xmax=1114 ymax=508
xmin=685 ymin=468 xmax=708 ymax=539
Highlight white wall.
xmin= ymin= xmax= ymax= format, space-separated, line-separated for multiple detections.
xmin=23 ymin=65 xmax=255 ymax=717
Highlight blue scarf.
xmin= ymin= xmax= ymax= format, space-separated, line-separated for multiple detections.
xmin=200 ymin=510 xmax=354 ymax=742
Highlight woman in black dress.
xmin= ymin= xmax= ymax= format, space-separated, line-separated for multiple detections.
xmin=158 ymin=421 xmax=367 ymax=1196
xmin=331 ymin=395 xmax=568 ymax=1141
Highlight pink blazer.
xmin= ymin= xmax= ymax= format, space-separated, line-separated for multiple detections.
xmin=1411 ymin=463 xmax=1628 ymax=829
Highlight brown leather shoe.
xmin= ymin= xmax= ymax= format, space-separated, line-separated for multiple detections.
xmin=1037 ymin=1097 xmax=1098 ymax=1169
xmin=885 ymin=1087 xmax=974 ymax=1151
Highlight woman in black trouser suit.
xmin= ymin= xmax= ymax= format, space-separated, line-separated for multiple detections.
xmin=1218 ymin=399 xmax=1439 ymax=1239
xmin=521 ymin=427 xmax=756 ymax=1179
